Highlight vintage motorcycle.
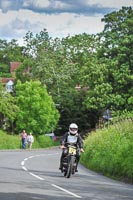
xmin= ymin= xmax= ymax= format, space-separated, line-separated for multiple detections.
xmin=61 ymin=144 xmax=78 ymax=178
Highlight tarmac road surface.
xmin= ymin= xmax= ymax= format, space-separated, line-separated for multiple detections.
xmin=0 ymin=148 xmax=133 ymax=200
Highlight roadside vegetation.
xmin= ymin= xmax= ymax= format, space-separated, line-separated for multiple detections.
xmin=80 ymin=118 xmax=133 ymax=184
xmin=0 ymin=7 xmax=132 ymax=184
xmin=0 ymin=7 xmax=132 ymax=136
xmin=0 ymin=130 xmax=59 ymax=150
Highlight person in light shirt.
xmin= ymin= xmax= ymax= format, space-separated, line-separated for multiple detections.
xmin=27 ymin=132 xmax=34 ymax=150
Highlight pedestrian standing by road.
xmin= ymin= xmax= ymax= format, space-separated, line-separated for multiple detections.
xmin=27 ymin=132 xmax=34 ymax=150
xmin=20 ymin=130 xmax=27 ymax=149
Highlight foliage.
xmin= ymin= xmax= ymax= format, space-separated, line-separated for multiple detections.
xmin=15 ymin=80 xmax=60 ymax=135
xmin=0 ymin=131 xmax=20 ymax=149
xmin=34 ymin=135 xmax=59 ymax=148
xmin=0 ymin=81 xmax=19 ymax=130
xmin=99 ymin=7 xmax=133 ymax=111
xmin=0 ymin=7 xmax=132 ymax=135
xmin=111 ymin=109 xmax=133 ymax=122
xmin=0 ymin=130 xmax=59 ymax=149
xmin=80 ymin=7 xmax=133 ymax=114
xmin=0 ymin=72 xmax=12 ymax=78
xmin=15 ymin=58 xmax=34 ymax=82
xmin=16 ymin=31 xmax=96 ymax=134
xmin=80 ymin=118 xmax=133 ymax=183
xmin=0 ymin=39 xmax=24 ymax=64
xmin=0 ymin=63 xmax=9 ymax=73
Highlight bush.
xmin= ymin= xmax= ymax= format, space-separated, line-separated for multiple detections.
xmin=34 ymin=135 xmax=57 ymax=148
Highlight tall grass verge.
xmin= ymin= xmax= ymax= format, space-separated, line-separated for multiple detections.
xmin=80 ymin=119 xmax=133 ymax=184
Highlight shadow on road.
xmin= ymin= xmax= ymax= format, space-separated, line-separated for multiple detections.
xmin=0 ymin=192 xmax=75 ymax=200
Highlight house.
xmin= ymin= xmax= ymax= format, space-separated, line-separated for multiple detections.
xmin=10 ymin=62 xmax=21 ymax=75
xmin=1 ymin=62 xmax=21 ymax=92
xmin=6 ymin=80 xmax=14 ymax=92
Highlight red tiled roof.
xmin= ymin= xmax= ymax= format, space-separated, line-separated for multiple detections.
xmin=1 ymin=78 xmax=15 ymax=84
xmin=1 ymin=62 xmax=21 ymax=84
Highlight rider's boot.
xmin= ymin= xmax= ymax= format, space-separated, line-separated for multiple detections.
xmin=59 ymin=164 xmax=62 ymax=170
xmin=75 ymin=162 xmax=78 ymax=172
xmin=59 ymin=162 xmax=63 ymax=172
xmin=75 ymin=168 xmax=78 ymax=172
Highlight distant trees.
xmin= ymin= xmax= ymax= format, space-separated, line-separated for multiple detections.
xmin=0 ymin=39 xmax=24 ymax=78
xmin=0 ymin=7 xmax=132 ymax=135
xmin=0 ymin=39 xmax=24 ymax=65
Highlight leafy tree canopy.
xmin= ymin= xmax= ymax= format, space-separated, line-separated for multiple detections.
xmin=0 ymin=81 xmax=18 ymax=129
xmin=15 ymin=80 xmax=60 ymax=135
xmin=82 ymin=6 xmax=133 ymax=112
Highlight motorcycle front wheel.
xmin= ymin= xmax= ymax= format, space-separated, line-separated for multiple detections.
xmin=65 ymin=156 xmax=75 ymax=178
xmin=65 ymin=163 xmax=72 ymax=178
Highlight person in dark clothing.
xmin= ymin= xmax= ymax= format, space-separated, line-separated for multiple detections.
xmin=59 ymin=123 xmax=84 ymax=172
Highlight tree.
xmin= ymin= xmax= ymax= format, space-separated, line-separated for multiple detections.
xmin=98 ymin=7 xmax=133 ymax=111
xmin=15 ymin=58 xmax=34 ymax=82
xmin=0 ymin=81 xmax=18 ymax=131
xmin=0 ymin=39 xmax=24 ymax=64
xmin=15 ymin=80 xmax=60 ymax=135
xmin=17 ymin=30 xmax=100 ymax=134
xmin=82 ymin=7 xmax=133 ymax=114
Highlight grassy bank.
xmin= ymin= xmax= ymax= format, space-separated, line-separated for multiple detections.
xmin=0 ymin=131 xmax=59 ymax=150
xmin=80 ymin=119 xmax=133 ymax=184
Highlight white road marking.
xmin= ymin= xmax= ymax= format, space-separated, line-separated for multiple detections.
xmin=21 ymin=161 xmax=24 ymax=166
xmin=21 ymin=153 xmax=82 ymax=198
xmin=52 ymin=184 xmax=82 ymax=199
xmin=22 ymin=166 xmax=28 ymax=171
xmin=29 ymin=172 xmax=44 ymax=180
xmin=29 ymin=156 xmax=34 ymax=159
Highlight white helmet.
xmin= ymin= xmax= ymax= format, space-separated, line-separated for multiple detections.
xmin=69 ymin=123 xmax=78 ymax=135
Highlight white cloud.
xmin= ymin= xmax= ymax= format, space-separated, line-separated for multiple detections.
xmin=0 ymin=0 xmax=12 ymax=13
xmin=88 ymin=0 xmax=133 ymax=8
xmin=0 ymin=9 xmax=104 ymax=42
xmin=0 ymin=0 xmax=132 ymax=45
xmin=47 ymin=13 xmax=104 ymax=38
xmin=52 ymin=1 xmax=67 ymax=9
xmin=31 ymin=0 xmax=50 ymax=8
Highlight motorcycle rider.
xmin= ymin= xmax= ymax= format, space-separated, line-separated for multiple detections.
xmin=59 ymin=123 xmax=84 ymax=172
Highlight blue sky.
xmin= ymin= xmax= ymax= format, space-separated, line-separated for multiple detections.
xmin=0 ymin=0 xmax=132 ymax=45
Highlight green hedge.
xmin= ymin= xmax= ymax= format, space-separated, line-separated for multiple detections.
xmin=0 ymin=72 xmax=12 ymax=78
xmin=80 ymin=119 xmax=133 ymax=183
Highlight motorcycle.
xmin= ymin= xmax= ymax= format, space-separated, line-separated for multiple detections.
xmin=62 ymin=144 xmax=78 ymax=178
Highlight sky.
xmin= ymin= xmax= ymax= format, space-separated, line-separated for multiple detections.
xmin=0 ymin=0 xmax=132 ymax=45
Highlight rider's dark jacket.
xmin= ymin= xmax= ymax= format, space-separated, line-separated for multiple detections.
xmin=60 ymin=132 xmax=83 ymax=149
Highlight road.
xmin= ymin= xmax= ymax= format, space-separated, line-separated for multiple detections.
xmin=0 ymin=148 xmax=132 ymax=200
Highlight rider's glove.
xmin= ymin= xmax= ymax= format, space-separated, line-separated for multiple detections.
xmin=80 ymin=148 xmax=84 ymax=153
xmin=60 ymin=145 xmax=65 ymax=149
